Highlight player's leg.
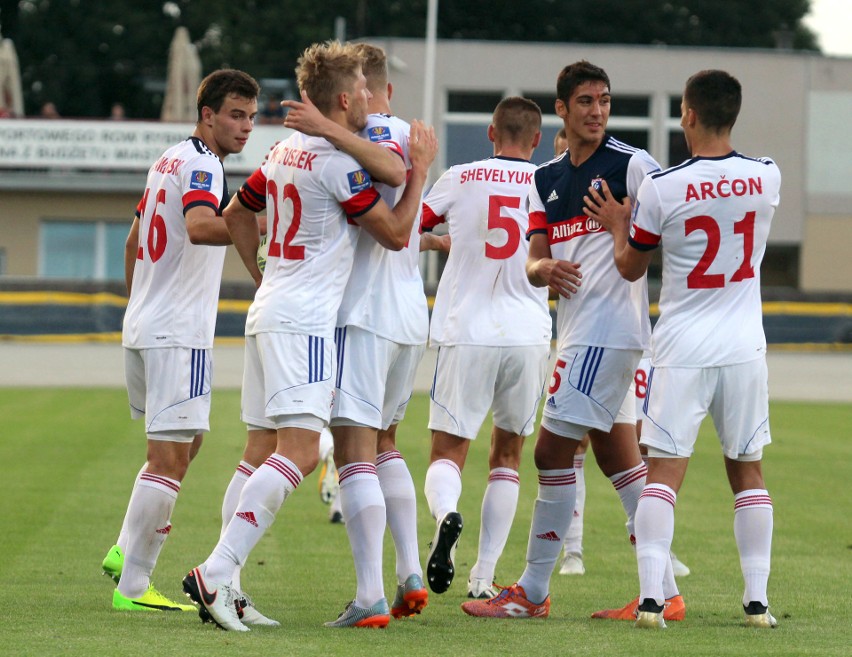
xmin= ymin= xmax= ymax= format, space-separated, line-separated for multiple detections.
xmin=424 ymin=345 xmax=495 ymax=594
xmin=714 ymin=358 xmax=775 ymax=628
xmin=632 ymin=365 xmax=707 ymax=628
xmin=192 ymin=333 xmax=329 ymax=630
xmin=560 ymin=434 xmax=588 ymax=575
xmin=378 ymin=423 xmax=428 ymax=617
xmin=469 ymin=343 xmax=548 ymax=597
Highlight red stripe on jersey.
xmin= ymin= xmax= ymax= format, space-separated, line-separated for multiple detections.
xmin=528 ymin=210 xmax=548 ymax=233
xmin=378 ymin=140 xmax=405 ymax=160
xmin=629 ymin=223 xmax=661 ymax=248
xmin=420 ymin=203 xmax=445 ymax=231
xmin=238 ymin=168 xmax=268 ymax=212
xmin=546 ymin=216 xmax=603 ymax=244
xmin=182 ymin=189 xmax=218 ymax=211
xmin=342 ymin=187 xmax=381 ymax=218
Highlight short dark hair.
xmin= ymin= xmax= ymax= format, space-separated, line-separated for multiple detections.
xmin=196 ymin=69 xmax=260 ymax=122
xmin=683 ymin=70 xmax=742 ymax=131
xmin=556 ymin=60 xmax=610 ymax=104
xmin=493 ymin=96 xmax=542 ymax=144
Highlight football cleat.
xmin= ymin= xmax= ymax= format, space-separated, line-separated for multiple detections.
xmin=237 ymin=592 xmax=281 ymax=626
xmin=461 ymin=583 xmax=549 ymax=619
xmin=426 ymin=511 xmax=463 ymax=594
xmin=318 ymin=450 xmax=339 ymax=505
xmin=182 ymin=567 xmax=249 ymax=631
xmin=670 ymin=551 xmax=691 ymax=577
xmin=592 ymin=594 xmax=685 ymax=621
xmin=324 ymin=598 xmax=391 ymax=628
xmin=390 ymin=574 xmax=429 ymax=618
xmin=467 ymin=577 xmax=499 ymax=599
xmin=112 ymin=584 xmax=196 ymax=612
xmin=743 ymin=601 xmax=778 ymax=628
xmin=101 ymin=544 xmax=124 ymax=584
xmin=634 ymin=599 xmax=667 ymax=629
xmin=558 ymin=551 xmax=585 ymax=576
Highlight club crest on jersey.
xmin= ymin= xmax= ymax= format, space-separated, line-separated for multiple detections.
xmin=190 ymin=170 xmax=213 ymax=191
xmin=347 ymin=169 xmax=372 ymax=193
xmin=591 ymin=176 xmax=604 ymax=193
xmin=368 ymin=125 xmax=391 ymax=142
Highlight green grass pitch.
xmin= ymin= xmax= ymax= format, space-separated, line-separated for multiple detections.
xmin=0 ymin=389 xmax=848 ymax=656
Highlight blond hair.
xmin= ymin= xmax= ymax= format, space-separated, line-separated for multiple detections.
xmin=352 ymin=43 xmax=388 ymax=93
xmin=296 ymin=41 xmax=362 ymax=113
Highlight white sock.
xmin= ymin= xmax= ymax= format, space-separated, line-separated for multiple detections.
xmin=517 ymin=469 xmax=576 ymax=604
xmin=117 ymin=472 xmax=179 ymax=599
xmin=424 ymin=458 xmax=462 ymax=521
xmin=209 ymin=461 xmax=255 ymax=592
xmin=635 ymin=483 xmax=676 ymax=607
xmin=470 ymin=468 xmax=519 ymax=584
xmin=734 ymin=489 xmax=773 ymax=607
xmin=376 ymin=450 xmax=421 ymax=582
xmin=608 ymin=461 xmax=647 ymax=541
xmin=339 ymin=463 xmax=386 ymax=607
xmin=205 ymin=454 xmax=302 ymax=584
xmin=116 ymin=463 xmax=147 ymax=551
xmin=562 ymin=454 xmax=585 ymax=555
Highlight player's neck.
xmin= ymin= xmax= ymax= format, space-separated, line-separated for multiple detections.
xmin=566 ymin=135 xmax=603 ymax=167
xmin=192 ymin=127 xmax=226 ymax=161
xmin=689 ymin=133 xmax=733 ymax=158
xmin=494 ymin=145 xmax=532 ymax=161
xmin=368 ymin=96 xmax=391 ymax=115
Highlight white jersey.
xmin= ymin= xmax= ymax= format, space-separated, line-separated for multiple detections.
xmin=629 ymin=152 xmax=780 ymax=366
xmin=527 ymin=137 xmax=659 ymax=351
xmin=123 ymin=137 xmax=227 ymax=349
xmin=422 ymin=156 xmax=551 ymax=347
xmin=238 ymin=132 xmax=381 ymax=339
xmin=336 ymin=113 xmax=429 ymax=345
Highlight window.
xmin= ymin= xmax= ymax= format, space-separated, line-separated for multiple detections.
xmin=447 ymin=91 xmax=504 ymax=113
xmin=40 ymin=220 xmax=128 ymax=281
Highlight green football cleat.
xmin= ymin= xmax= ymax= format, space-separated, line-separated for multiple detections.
xmin=101 ymin=544 xmax=124 ymax=584
xmin=113 ymin=584 xmax=197 ymax=612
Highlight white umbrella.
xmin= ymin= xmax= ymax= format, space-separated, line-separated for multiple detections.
xmin=0 ymin=37 xmax=24 ymax=117
xmin=160 ymin=26 xmax=202 ymax=122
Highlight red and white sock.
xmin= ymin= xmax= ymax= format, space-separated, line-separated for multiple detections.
xmin=734 ymin=489 xmax=773 ymax=606
xmin=517 ymin=469 xmax=576 ymax=604
xmin=116 ymin=462 xmax=147 ymax=551
xmin=609 ymin=461 xmax=647 ymax=540
xmin=563 ymin=453 xmax=586 ymax=555
xmin=339 ymin=462 xmax=387 ymax=607
xmin=210 ymin=461 xmax=255 ymax=592
xmin=117 ymin=471 xmax=180 ymax=599
xmin=471 ymin=467 xmax=520 ymax=584
xmin=205 ymin=454 xmax=301 ymax=584
xmin=376 ymin=450 xmax=421 ymax=582
xmin=635 ymin=483 xmax=676 ymax=607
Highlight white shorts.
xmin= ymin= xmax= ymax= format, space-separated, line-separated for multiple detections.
xmin=241 ymin=332 xmax=335 ymax=429
xmin=429 ymin=344 xmax=550 ymax=439
xmin=635 ymin=357 xmax=651 ymax=422
xmin=640 ymin=359 xmax=772 ymax=459
xmin=124 ymin=346 xmax=211 ymax=437
xmin=541 ymin=346 xmax=641 ymax=436
xmin=331 ymin=326 xmax=425 ymax=430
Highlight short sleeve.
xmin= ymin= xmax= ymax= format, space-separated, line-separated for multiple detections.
xmin=628 ymin=176 xmax=662 ymax=251
xmin=626 ymin=150 xmax=661 ymax=202
xmin=181 ymin=156 xmax=224 ymax=215
xmin=421 ymin=168 xmax=454 ymax=231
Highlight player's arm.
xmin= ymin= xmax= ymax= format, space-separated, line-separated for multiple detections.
xmin=526 ymin=233 xmax=582 ymax=298
xmin=354 ymin=121 xmax=437 ymax=250
xmin=223 ymin=194 xmax=264 ymax=287
xmin=585 ymin=179 xmax=653 ymax=281
xmin=124 ymin=216 xmax=140 ymax=296
xmin=283 ymin=92 xmax=405 ymax=186
xmin=420 ymin=232 xmax=451 ymax=252
xmin=186 ymin=203 xmax=234 ymax=246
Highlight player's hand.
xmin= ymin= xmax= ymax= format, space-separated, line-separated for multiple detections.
xmin=583 ymin=179 xmax=631 ymax=232
xmin=408 ymin=120 xmax=438 ymax=173
xmin=282 ymin=91 xmax=334 ymax=137
xmin=535 ymin=258 xmax=582 ymax=299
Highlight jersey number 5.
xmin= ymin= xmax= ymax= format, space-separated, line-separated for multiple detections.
xmin=685 ymin=211 xmax=755 ymax=289
xmin=485 ymin=195 xmax=522 ymax=260
xmin=136 ymin=187 xmax=167 ymax=262
xmin=267 ymin=181 xmax=305 ymax=260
